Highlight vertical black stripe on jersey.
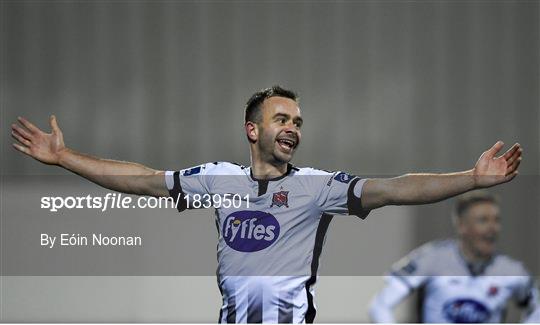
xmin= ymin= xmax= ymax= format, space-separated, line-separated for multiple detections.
xmin=305 ymin=213 xmax=334 ymax=323
xmin=278 ymin=290 xmax=294 ymax=323
xmin=257 ymin=180 xmax=269 ymax=196
xmin=247 ymin=283 xmax=263 ymax=323
xmin=226 ymin=294 xmax=236 ymax=323
xmin=218 ymin=308 xmax=223 ymax=324
xmin=168 ymin=171 xmax=188 ymax=212
xmin=251 ymin=164 xmax=294 ymax=196
xmin=416 ymin=285 xmax=426 ymax=323
xmin=216 ymin=278 xmax=228 ymax=323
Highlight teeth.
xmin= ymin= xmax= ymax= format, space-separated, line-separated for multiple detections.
xmin=279 ymin=139 xmax=294 ymax=147
xmin=277 ymin=140 xmax=294 ymax=150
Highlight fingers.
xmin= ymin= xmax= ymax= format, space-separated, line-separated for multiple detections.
xmin=484 ymin=141 xmax=504 ymax=158
xmin=50 ymin=115 xmax=60 ymax=133
xmin=11 ymin=123 xmax=33 ymax=141
xmin=12 ymin=143 xmax=30 ymax=155
xmin=11 ymin=130 xmax=31 ymax=147
xmin=506 ymin=156 xmax=522 ymax=176
xmin=17 ymin=116 xmax=41 ymax=134
xmin=505 ymin=146 xmax=522 ymax=167
xmin=503 ymin=170 xmax=519 ymax=183
xmin=502 ymin=143 xmax=520 ymax=161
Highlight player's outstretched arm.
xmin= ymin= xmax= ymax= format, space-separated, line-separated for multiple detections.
xmin=11 ymin=115 xmax=168 ymax=197
xmin=361 ymin=141 xmax=522 ymax=209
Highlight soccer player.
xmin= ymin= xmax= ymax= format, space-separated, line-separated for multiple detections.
xmin=369 ymin=191 xmax=540 ymax=323
xmin=11 ymin=86 xmax=523 ymax=323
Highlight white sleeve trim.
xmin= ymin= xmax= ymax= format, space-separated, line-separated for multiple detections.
xmin=353 ymin=178 xmax=367 ymax=198
xmin=165 ymin=170 xmax=175 ymax=190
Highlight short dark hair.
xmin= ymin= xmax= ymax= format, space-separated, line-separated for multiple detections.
xmin=245 ymin=85 xmax=299 ymax=123
xmin=455 ymin=191 xmax=498 ymax=218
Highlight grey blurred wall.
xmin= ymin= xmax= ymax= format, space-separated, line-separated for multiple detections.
xmin=1 ymin=0 xmax=539 ymax=322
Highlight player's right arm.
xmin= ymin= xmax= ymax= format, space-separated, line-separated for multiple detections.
xmin=369 ymin=244 xmax=433 ymax=323
xmin=369 ymin=275 xmax=411 ymax=323
xmin=11 ymin=115 xmax=168 ymax=197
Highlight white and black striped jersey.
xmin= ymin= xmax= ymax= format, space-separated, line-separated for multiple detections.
xmin=370 ymin=239 xmax=540 ymax=323
xmin=165 ymin=162 xmax=369 ymax=323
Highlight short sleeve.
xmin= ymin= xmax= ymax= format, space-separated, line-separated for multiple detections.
xmin=165 ymin=163 xmax=216 ymax=212
xmin=388 ymin=244 xmax=433 ymax=289
xmin=312 ymin=170 xmax=370 ymax=219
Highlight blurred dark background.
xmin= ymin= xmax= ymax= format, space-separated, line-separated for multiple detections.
xmin=1 ymin=0 xmax=538 ymax=322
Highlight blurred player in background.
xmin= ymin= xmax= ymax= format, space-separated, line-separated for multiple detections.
xmin=369 ymin=191 xmax=540 ymax=323
xmin=11 ymin=86 xmax=524 ymax=323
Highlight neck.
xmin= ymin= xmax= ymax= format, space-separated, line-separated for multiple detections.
xmin=458 ymin=240 xmax=491 ymax=264
xmin=250 ymin=151 xmax=288 ymax=180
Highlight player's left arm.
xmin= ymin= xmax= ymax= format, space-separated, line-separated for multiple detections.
xmin=360 ymin=141 xmax=522 ymax=209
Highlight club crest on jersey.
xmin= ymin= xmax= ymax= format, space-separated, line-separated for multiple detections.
xmin=222 ymin=210 xmax=280 ymax=252
xmin=443 ymin=299 xmax=490 ymax=323
xmin=270 ymin=191 xmax=289 ymax=208
xmin=487 ymin=286 xmax=499 ymax=297
xmin=334 ymin=172 xmax=354 ymax=184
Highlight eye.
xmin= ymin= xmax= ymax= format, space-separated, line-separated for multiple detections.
xmin=294 ymin=121 xmax=303 ymax=128
xmin=278 ymin=117 xmax=286 ymax=124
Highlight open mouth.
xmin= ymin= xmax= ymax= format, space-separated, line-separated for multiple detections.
xmin=482 ymin=236 xmax=497 ymax=244
xmin=478 ymin=235 xmax=497 ymax=246
xmin=276 ymin=138 xmax=296 ymax=151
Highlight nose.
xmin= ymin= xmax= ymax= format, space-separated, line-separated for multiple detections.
xmin=486 ymin=221 xmax=501 ymax=236
xmin=283 ymin=125 xmax=300 ymax=138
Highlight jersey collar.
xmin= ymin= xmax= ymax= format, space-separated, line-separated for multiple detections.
xmin=454 ymin=239 xmax=496 ymax=276
xmin=249 ymin=163 xmax=294 ymax=182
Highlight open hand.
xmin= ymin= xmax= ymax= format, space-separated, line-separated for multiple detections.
xmin=11 ymin=115 xmax=66 ymax=165
xmin=473 ymin=141 xmax=522 ymax=188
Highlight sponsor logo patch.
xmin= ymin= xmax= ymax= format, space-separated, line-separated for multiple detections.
xmin=400 ymin=260 xmax=417 ymax=275
xmin=334 ymin=172 xmax=354 ymax=184
xmin=183 ymin=166 xmax=201 ymax=176
xmin=222 ymin=210 xmax=280 ymax=252
xmin=443 ymin=299 xmax=490 ymax=323
xmin=394 ymin=257 xmax=417 ymax=275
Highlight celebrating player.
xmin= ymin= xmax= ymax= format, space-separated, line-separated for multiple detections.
xmin=369 ymin=191 xmax=540 ymax=323
xmin=12 ymin=86 xmax=523 ymax=323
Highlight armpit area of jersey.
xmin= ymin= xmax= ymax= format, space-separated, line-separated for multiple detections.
xmin=168 ymin=170 xmax=188 ymax=212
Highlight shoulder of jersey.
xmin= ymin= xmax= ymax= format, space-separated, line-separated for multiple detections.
xmin=392 ymin=239 xmax=455 ymax=275
xmin=293 ymin=166 xmax=334 ymax=176
xmin=201 ymin=161 xmax=248 ymax=175
xmin=492 ymin=253 xmax=529 ymax=276
xmin=400 ymin=239 xmax=456 ymax=266
xmin=411 ymin=239 xmax=455 ymax=257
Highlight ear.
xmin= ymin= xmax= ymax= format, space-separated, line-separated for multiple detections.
xmin=245 ymin=121 xmax=258 ymax=143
